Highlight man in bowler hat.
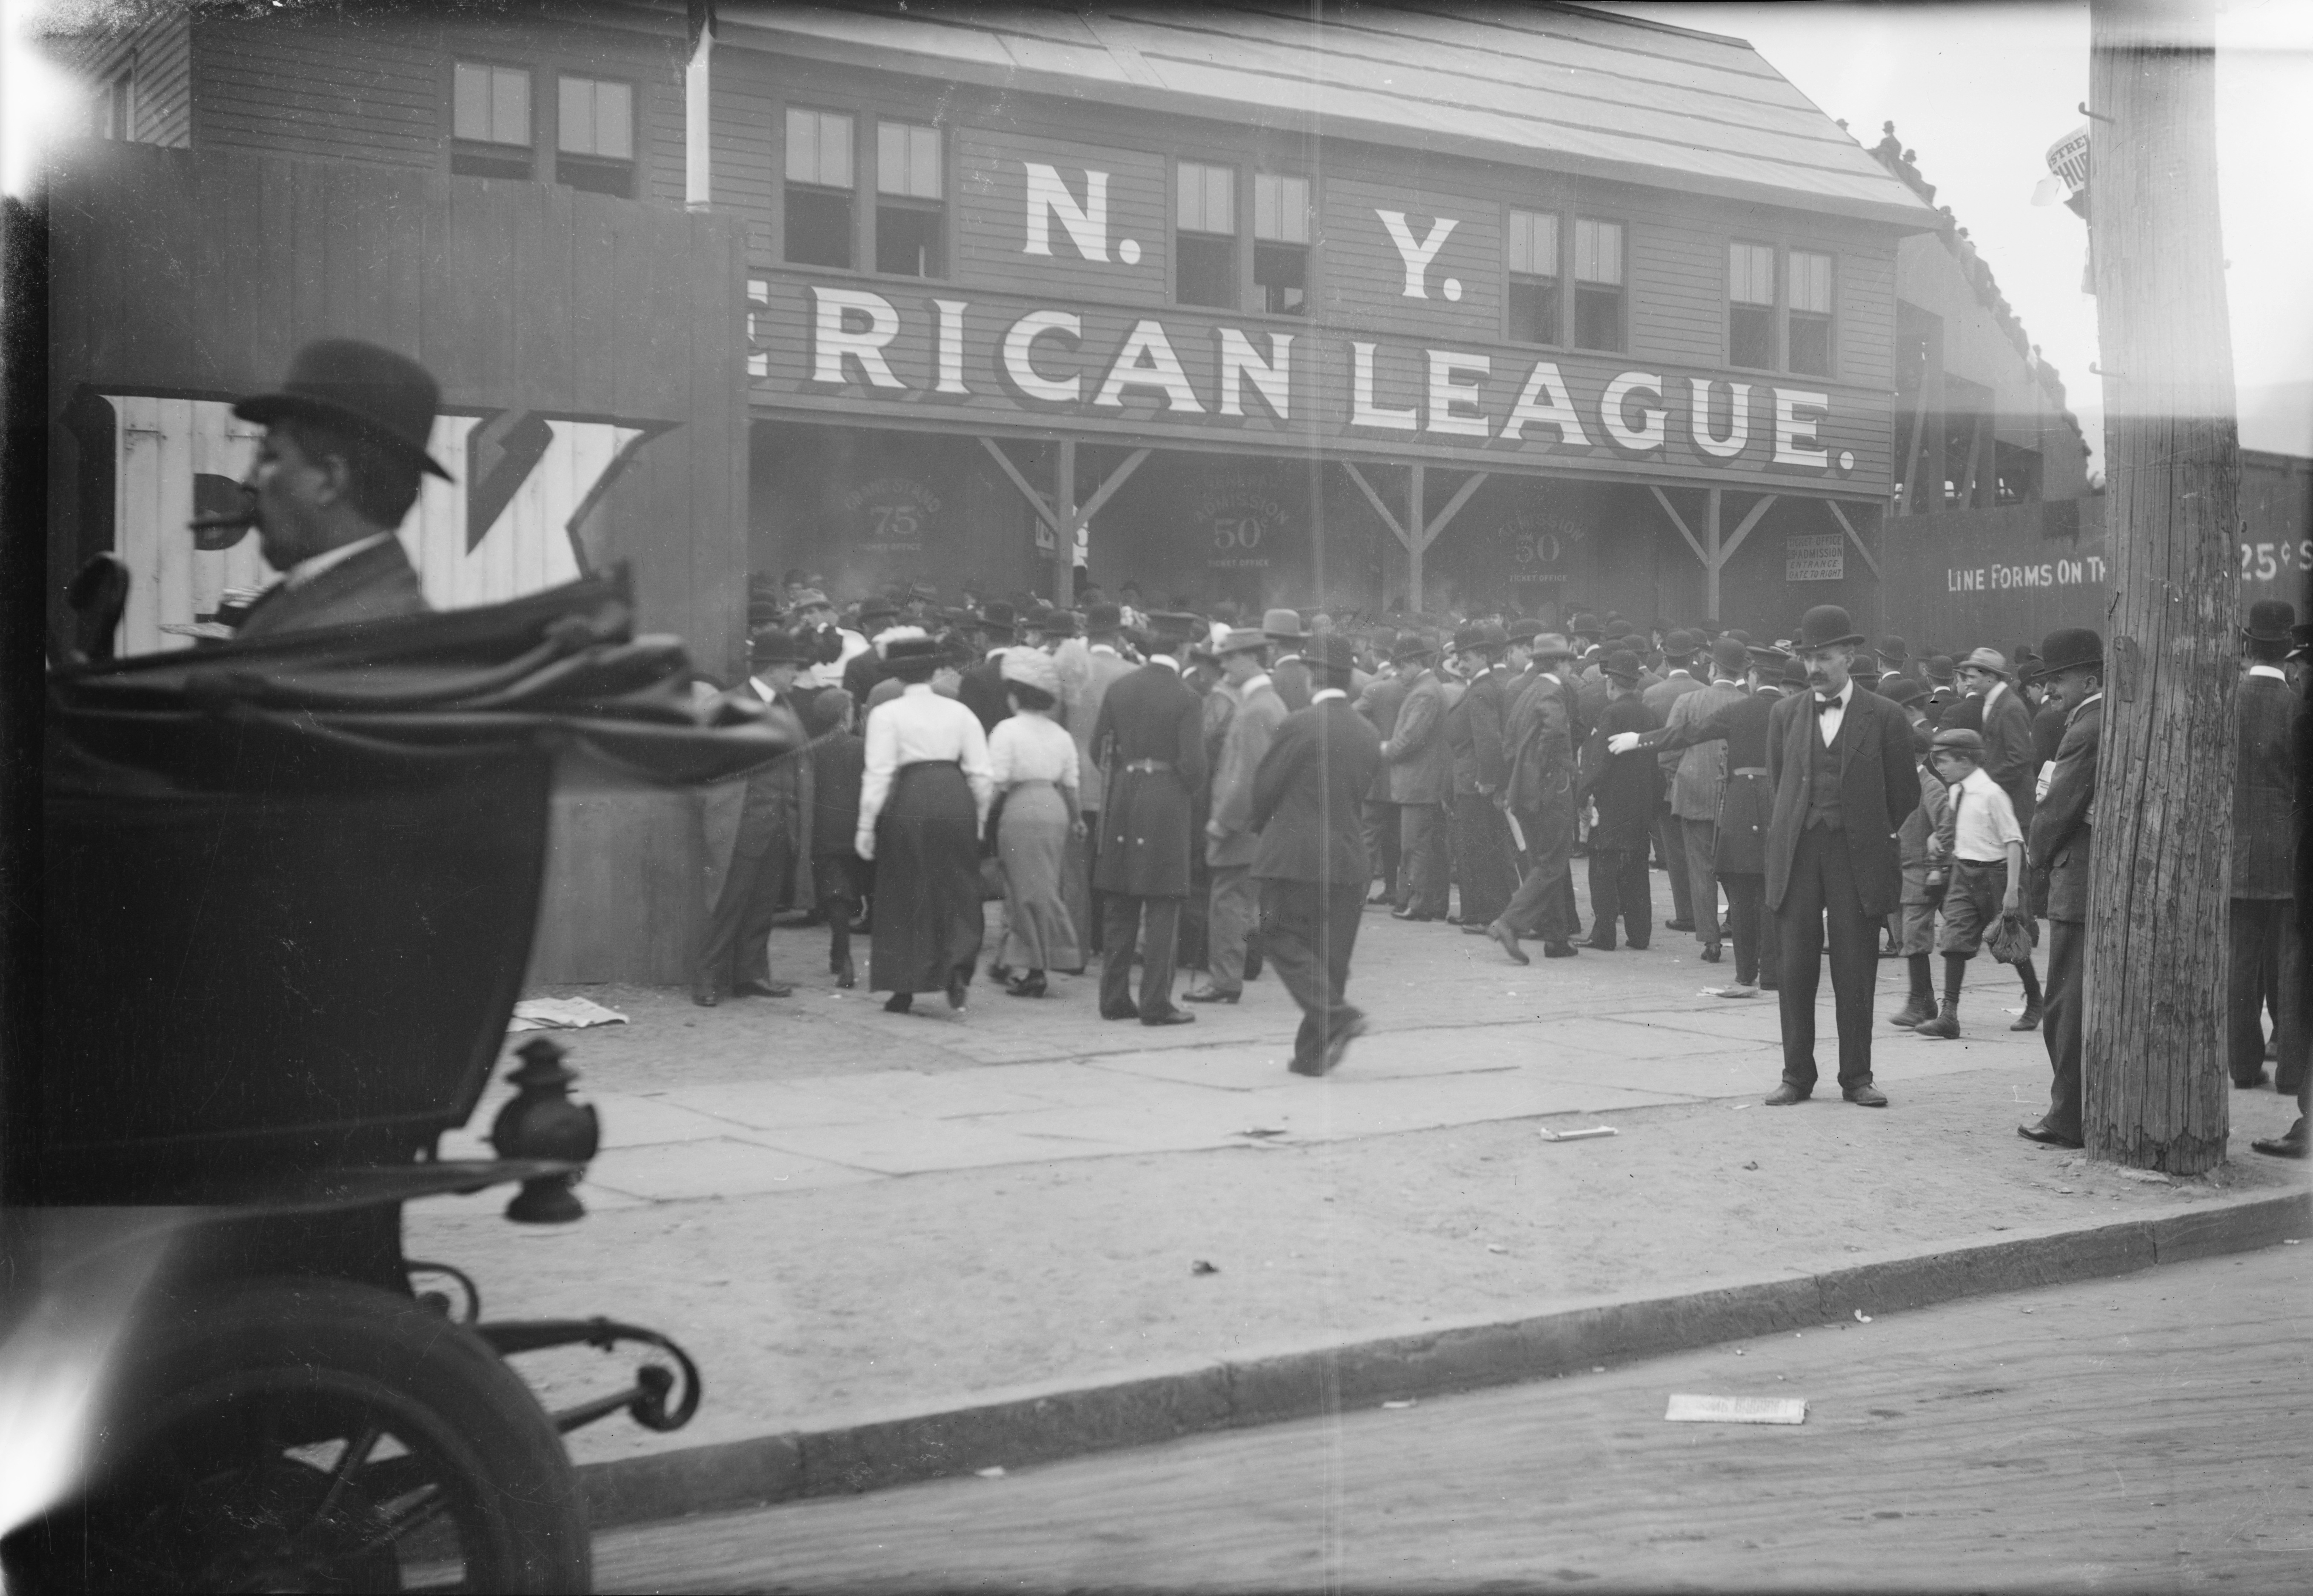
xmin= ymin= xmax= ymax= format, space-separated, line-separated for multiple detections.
xmin=227 ymin=339 xmax=448 ymax=638
xmin=1251 ymin=634 xmax=1385 ymax=1074
xmin=2020 ymin=626 xmax=2104 ymax=1146
xmin=1761 ymin=606 xmax=1920 ymax=1107
xmin=2229 ymin=600 xmax=2304 ymax=1094
xmin=1091 ymin=613 xmax=1209 ymax=1024
xmin=695 ymin=627 xmax=816 ymax=1006
xmin=1382 ymin=633 xmax=1453 ymax=920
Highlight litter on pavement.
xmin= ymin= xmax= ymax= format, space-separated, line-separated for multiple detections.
xmin=1539 ymin=1126 xmax=1618 ymax=1142
xmin=1665 ymin=1394 xmax=1808 ymax=1425
xmin=507 ymin=996 xmax=629 ymax=1032
xmin=1191 ymin=1259 xmax=1219 ymax=1275
xmin=1380 ymin=1399 xmax=1416 ymax=1410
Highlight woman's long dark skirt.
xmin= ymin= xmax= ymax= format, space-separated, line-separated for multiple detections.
xmin=871 ymin=761 xmax=985 ymax=995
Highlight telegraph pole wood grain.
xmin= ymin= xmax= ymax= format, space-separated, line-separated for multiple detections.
xmin=2083 ymin=0 xmax=2239 ymax=1173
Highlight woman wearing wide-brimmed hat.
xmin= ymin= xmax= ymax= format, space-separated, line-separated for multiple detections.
xmin=985 ymin=647 xmax=1084 ymax=998
xmin=855 ymin=633 xmax=995 ymax=1013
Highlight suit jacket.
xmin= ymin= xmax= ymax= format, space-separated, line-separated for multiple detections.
xmin=1503 ymin=670 xmax=1577 ymax=815
xmin=1270 ymin=653 xmax=1314 ymax=713
xmin=701 ymin=683 xmax=815 ymax=904
xmin=1445 ymin=665 xmax=1510 ymax=796
xmin=1067 ymin=646 xmax=1137 ymax=812
xmin=810 ymin=728 xmax=865 ymax=856
xmin=2233 ymin=673 xmax=2298 ymax=898
xmin=1207 ymin=679 xmax=1289 ymax=867
xmin=232 ymin=536 xmax=429 ymax=639
xmin=1356 ymin=669 xmax=1412 ymax=802
xmin=1091 ymin=662 xmax=1207 ymax=897
xmin=1659 ymin=680 xmax=1747 ymax=821
xmin=1763 ymin=685 xmax=1920 ymax=918
xmin=1978 ymin=683 xmax=2037 ymax=835
xmin=1382 ymin=668 xmax=1452 ymax=805
xmin=1251 ymin=696 xmax=1384 ymax=885
xmin=958 ymin=653 xmax=1012 ymax=733
xmin=1577 ymin=694 xmax=1663 ymax=851
xmin=2028 ymin=695 xmax=2101 ymax=922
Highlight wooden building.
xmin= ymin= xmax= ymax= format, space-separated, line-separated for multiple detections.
xmin=40 ymin=0 xmax=1966 ymax=982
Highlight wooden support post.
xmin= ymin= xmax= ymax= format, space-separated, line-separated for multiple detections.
xmin=1721 ymin=494 xmax=1777 ymax=564
xmin=1824 ymin=500 xmax=1881 ymax=581
xmin=1705 ymin=488 xmax=1722 ymax=622
xmin=978 ymin=436 xmax=1062 ymax=538
xmin=2082 ymin=0 xmax=2238 ymax=1173
xmin=1054 ymin=438 xmax=1078 ymax=609
xmin=1407 ymin=465 xmax=1426 ymax=613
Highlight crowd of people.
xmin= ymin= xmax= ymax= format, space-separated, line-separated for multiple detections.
xmin=698 ymin=572 xmax=2309 ymax=1140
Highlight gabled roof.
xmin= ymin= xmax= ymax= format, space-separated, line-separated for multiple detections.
xmin=714 ymin=0 xmax=1939 ymax=228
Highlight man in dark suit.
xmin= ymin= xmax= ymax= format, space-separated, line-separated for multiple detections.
xmin=695 ymin=627 xmax=816 ymax=1006
xmin=1642 ymin=631 xmax=1706 ymax=930
xmin=1252 ymin=634 xmax=1385 ymax=1075
xmin=226 ymin=339 xmax=445 ymax=639
xmin=841 ymin=596 xmax=900 ymax=703
xmin=1264 ymin=608 xmax=1315 ymax=712
xmin=1578 ymin=651 xmax=1663 ymax=949
xmin=2019 ymin=627 xmax=2104 ymax=1147
xmin=1355 ymin=653 xmax=1411 ymax=906
xmin=956 ymin=601 xmax=1018 ymax=732
xmin=1382 ymin=634 xmax=1453 ymax=920
xmin=1762 ymin=606 xmax=1921 ymax=1108
xmin=1488 ymin=633 xmax=1585 ymax=961
xmin=1444 ymin=620 xmax=1515 ymax=932
xmin=2257 ymin=621 xmax=2313 ymax=1159
xmin=1092 ymin=613 xmax=1210 ymax=1025
xmin=2229 ymin=600 xmax=2303 ymax=1091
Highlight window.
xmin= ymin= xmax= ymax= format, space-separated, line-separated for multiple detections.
xmin=1728 ymin=242 xmax=1776 ymax=368
xmin=875 ymin=120 xmax=944 ymax=276
xmin=1176 ymin=160 xmax=1236 ymax=309
xmin=1253 ymin=173 xmax=1309 ymax=315
xmin=1789 ymin=249 xmax=1835 ymax=377
xmin=1573 ymin=217 xmax=1623 ymax=351
xmin=1507 ymin=208 xmax=1560 ymax=344
xmin=98 ymin=66 xmax=135 ymax=140
xmin=785 ymin=107 xmax=856 ymax=268
xmin=452 ymin=62 xmax=533 ymax=179
xmin=556 ymin=75 xmax=634 ymax=197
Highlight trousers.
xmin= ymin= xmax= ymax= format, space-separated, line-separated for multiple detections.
xmin=1451 ymin=793 xmax=1515 ymax=926
xmin=1365 ymin=800 xmax=1402 ymax=900
xmin=697 ymin=836 xmax=791 ymax=995
xmin=1722 ymin=871 xmax=1777 ymax=988
xmin=1399 ymin=802 xmax=1451 ymax=918
xmin=1205 ymin=863 xmax=1260 ymax=993
xmin=1260 ymin=877 xmax=1365 ymax=1071
xmin=1101 ymin=895 xmax=1183 ymax=1020
xmin=2229 ymin=898 xmax=2307 ymax=1089
xmin=1774 ymin=827 xmax=1879 ymax=1092
xmin=1656 ymin=809 xmax=1693 ymax=924
xmin=2042 ymin=916 xmax=2086 ymax=1140
xmin=1585 ymin=846 xmax=1651 ymax=949
xmin=1500 ymin=801 xmax=1576 ymax=944
xmin=1682 ymin=817 xmax=1722 ymax=946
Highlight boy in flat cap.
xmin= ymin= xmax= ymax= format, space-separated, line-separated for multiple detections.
xmin=1911 ymin=728 xmax=2024 ymax=1040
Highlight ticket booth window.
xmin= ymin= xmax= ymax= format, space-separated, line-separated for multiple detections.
xmin=556 ymin=75 xmax=634 ymax=197
xmin=1728 ymin=242 xmax=1776 ymax=368
xmin=1789 ymin=249 xmax=1836 ymax=377
xmin=1507 ymin=208 xmax=1561 ymax=343
xmin=785 ymin=106 xmax=856 ymax=268
xmin=876 ymin=120 xmax=945 ymax=277
xmin=1177 ymin=160 xmax=1237 ymax=309
xmin=1253 ymin=173 xmax=1309 ymax=315
xmin=452 ymin=62 xmax=533 ymax=180
xmin=1573 ymin=218 xmax=1624 ymax=352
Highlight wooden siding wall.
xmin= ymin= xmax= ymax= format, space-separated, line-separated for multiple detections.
xmin=45 ymin=140 xmax=749 ymax=985
xmin=42 ymin=11 xmax=193 ymax=147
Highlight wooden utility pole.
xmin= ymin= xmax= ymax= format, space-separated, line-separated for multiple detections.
xmin=2082 ymin=0 xmax=2239 ymax=1171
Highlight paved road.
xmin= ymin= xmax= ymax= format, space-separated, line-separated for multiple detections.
xmin=594 ymin=1243 xmax=2313 ymax=1593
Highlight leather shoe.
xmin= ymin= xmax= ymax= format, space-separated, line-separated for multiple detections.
xmin=2017 ymin=1120 xmax=2083 ymax=1148
xmin=1665 ymin=919 xmax=1694 ymax=932
xmin=1700 ymin=944 xmax=1722 ymax=963
xmin=2252 ymin=1120 xmax=2309 ymax=1158
xmin=690 ymin=986 xmax=721 ymax=1007
xmin=1485 ymin=922 xmax=1529 ymax=965
xmin=1141 ymin=1010 xmax=1197 ymax=1027
xmin=836 ymin=958 xmax=856 ymax=990
xmin=2011 ymin=1003 xmax=2044 ymax=1032
xmin=1581 ymin=938 xmax=1616 ymax=952
xmin=1321 ymin=1012 xmax=1370 ymax=1074
xmin=1843 ymin=1083 xmax=1890 ymax=1108
xmin=1461 ymin=922 xmax=1493 ymax=935
xmin=1101 ymin=1006 xmax=1140 ymax=1021
xmin=2235 ymin=1071 xmax=2273 ymax=1090
xmin=1542 ymin=940 xmax=1579 ymax=959
xmin=1182 ymin=985 xmax=1240 ymax=1003
xmin=1763 ymin=1082 xmax=1810 ymax=1106
xmin=734 ymin=979 xmax=794 ymax=999
xmin=1888 ymin=996 xmax=1931 ymax=1029
xmin=1714 ymin=982 xmax=1759 ymax=998
xmin=1392 ymin=906 xmax=1436 ymax=922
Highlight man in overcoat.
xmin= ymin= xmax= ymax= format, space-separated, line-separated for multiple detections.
xmin=2019 ymin=627 xmax=2103 ymax=1147
xmin=226 ymin=339 xmax=445 ymax=638
xmin=1251 ymin=634 xmax=1384 ymax=1075
xmin=1264 ymin=609 xmax=1314 ymax=712
xmin=1762 ymin=606 xmax=1920 ymax=1106
xmin=1069 ymin=601 xmax=1140 ymax=954
xmin=1577 ymin=651 xmax=1663 ymax=949
xmin=956 ymin=601 xmax=1019 ymax=732
xmin=695 ymin=627 xmax=816 ymax=1006
xmin=1189 ymin=629 xmax=1289 ymax=1003
xmin=1656 ymin=636 xmax=1750 ymax=961
xmin=1382 ymin=633 xmax=1453 ymax=921
xmin=1355 ymin=651 xmax=1411 ymax=905
xmin=1486 ymin=633 xmax=1584 ymax=961
xmin=2229 ymin=600 xmax=2304 ymax=1092
xmin=1092 ymin=613 xmax=1208 ymax=1025
xmin=1643 ymin=631 xmax=1706 ymax=930
xmin=1443 ymin=621 xmax=1515 ymax=931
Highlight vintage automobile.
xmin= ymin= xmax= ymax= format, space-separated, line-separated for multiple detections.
xmin=6 ymin=567 xmax=796 ymax=1593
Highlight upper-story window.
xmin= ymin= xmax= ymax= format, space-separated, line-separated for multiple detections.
xmin=1506 ymin=208 xmax=1560 ymax=344
xmin=1176 ymin=160 xmax=1236 ymax=309
xmin=875 ymin=120 xmax=944 ymax=277
xmin=784 ymin=106 xmax=856 ymax=268
xmin=1253 ymin=173 xmax=1309 ymax=315
xmin=452 ymin=61 xmax=533 ymax=180
xmin=1572 ymin=217 xmax=1624 ymax=352
xmin=1728 ymin=242 xmax=1776 ymax=368
xmin=556 ymin=75 xmax=634 ymax=197
xmin=1788 ymin=249 xmax=1835 ymax=377
xmin=97 ymin=66 xmax=136 ymax=141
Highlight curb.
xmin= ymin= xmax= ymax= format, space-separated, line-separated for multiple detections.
xmin=576 ymin=1187 xmax=2310 ymax=1530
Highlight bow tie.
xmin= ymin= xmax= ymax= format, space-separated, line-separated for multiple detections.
xmin=1814 ymin=695 xmax=1842 ymax=715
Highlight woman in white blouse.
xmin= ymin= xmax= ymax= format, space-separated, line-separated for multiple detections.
xmin=985 ymin=648 xmax=1084 ymax=997
xmin=855 ymin=633 xmax=995 ymax=1013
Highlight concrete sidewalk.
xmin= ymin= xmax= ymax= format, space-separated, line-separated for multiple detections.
xmin=405 ymin=897 xmax=2310 ymax=1525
